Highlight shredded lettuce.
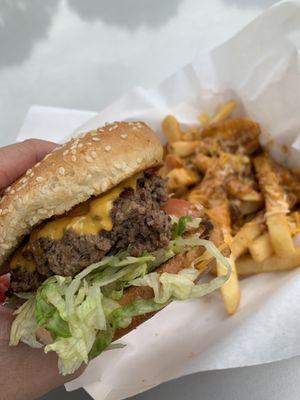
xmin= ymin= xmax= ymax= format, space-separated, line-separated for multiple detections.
xmin=171 ymin=216 xmax=192 ymax=239
xmin=9 ymin=297 xmax=42 ymax=348
xmin=9 ymin=218 xmax=231 ymax=376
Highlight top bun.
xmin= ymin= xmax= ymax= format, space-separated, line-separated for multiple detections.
xmin=0 ymin=121 xmax=163 ymax=271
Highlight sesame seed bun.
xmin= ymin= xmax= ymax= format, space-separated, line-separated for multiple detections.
xmin=0 ymin=121 xmax=163 ymax=272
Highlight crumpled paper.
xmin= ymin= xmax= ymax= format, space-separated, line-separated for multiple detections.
xmin=17 ymin=1 xmax=300 ymax=399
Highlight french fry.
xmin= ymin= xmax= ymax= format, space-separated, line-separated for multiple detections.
xmin=254 ymin=155 xmax=295 ymax=257
xmin=170 ymin=141 xmax=199 ymax=157
xmin=248 ymin=232 xmax=274 ymax=263
xmin=198 ymin=113 xmax=211 ymax=126
xmin=217 ymin=255 xmax=240 ymax=315
xmin=231 ymin=216 xmax=265 ymax=259
xmin=162 ymin=115 xmax=182 ymax=142
xmin=192 ymin=153 xmax=214 ymax=173
xmin=210 ymin=100 xmax=237 ymax=124
xmin=226 ymin=178 xmax=263 ymax=202
xmin=167 ymin=168 xmax=199 ymax=190
xmin=165 ymin=154 xmax=185 ymax=171
xmin=182 ymin=126 xmax=200 ymax=141
xmin=201 ymin=118 xmax=261 ymax=155
xmin=274 ymin=159 xmax=300 ymax=201
xmin=207 ymin=200 xmax=241 ymax=315
xmin=236 ymin=248 xmax=300 ymax=276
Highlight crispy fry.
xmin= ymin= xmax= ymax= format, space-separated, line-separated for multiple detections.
xmin=231 ymin=215 xmax=265 ymax=259
xmin=162 ymin=115 xmax=182 ymax=142
xmin=182 ymin=126 xmax=200 ymax=141
xmin=289 ymin=211 xmax=300 ymax=235
xmin=165 ymin=154 xmax=185 ymax=171
xmin=254 ymin=155 xmax=295 ymax=257
xmin=273 ymin=159 xmax=300 ymax=201
xmin=210 ymin=100 xmax=237 ymax=124
xmin=192 ymin=153 xmax=214 ymax=173
xmin=207 ymin=198 xmax=241 ymax=314
xmin=201 ymin=118 xmax=261 ymax=155
xmin=217 ymin=255 xmax=240 ymax=315
xmin=170 ymin=141 xmax=199 ymax=157
xmin=236 ymin=248 xmax=300 ymax=276
xmin=167 ymin=168 xmax=199 ymax=190
xmin=226 ymin=178 xmax=263 ymax=202
xmin=198 ymin=113 xmax=211 ymax=126
xmin=248 ymin=232 xmax=273 ymax=263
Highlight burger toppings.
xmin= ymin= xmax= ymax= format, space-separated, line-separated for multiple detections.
xmin=10 ymin=173 xmax=172 ymax=291
xmin=10 ymin=212 xmax=231 ymax=375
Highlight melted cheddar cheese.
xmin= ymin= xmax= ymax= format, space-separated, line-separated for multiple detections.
xmin=10 ymin=175 xmax=139 ymax=271
xmin=36 ymin=175 xmax=138 ymax=240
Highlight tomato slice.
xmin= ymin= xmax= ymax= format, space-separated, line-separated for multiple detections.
xmin=162 ymin=198 xmax=202 ymax=218
xmin=0 ymin=274 xmax=10 ymax=303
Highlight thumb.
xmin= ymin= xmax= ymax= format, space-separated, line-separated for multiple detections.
xmin=0 ymin=139 xmax=57 ymax=192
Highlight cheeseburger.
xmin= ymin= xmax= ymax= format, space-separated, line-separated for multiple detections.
xmin=0 ymin=122 xmax=230 ymax=374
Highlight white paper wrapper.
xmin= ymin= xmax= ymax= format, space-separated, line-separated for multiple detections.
xmin=17 ymin=1 xmax=300 ymax=399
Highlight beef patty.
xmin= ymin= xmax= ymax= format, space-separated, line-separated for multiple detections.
xmin=11 ymin=173 xmax=172 ymax=292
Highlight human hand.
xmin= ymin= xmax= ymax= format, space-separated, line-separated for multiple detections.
xmin=0 ymin=140 xmax=84 ymax=400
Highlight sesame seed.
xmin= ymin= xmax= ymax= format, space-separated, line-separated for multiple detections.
xmin=92 ymin=137 xmax=100 ymax=142
xmin=63 ymin=150 xmax=69 ymax=156
xmin=44 ymin=154 xmax=51 ymax=160
xmin=26 ymin=169 xmax=32 ymax=176
xmin=5 ymin=186 xmax=11 ymax=193
xmin=58 ymin=167 xmax=65 ymax=175
xmin=71 ymin=149 xmax=77 ymax=155
xmin=71 ymin=156 xmax=77 ymax=162
xmin=30 ymin=172 xmax=34 ymax=178
xmin=105 ymin=145 xmax=112 ymax=152
xmin=85 ymin=155 xmax=93 ymax=163
xmin=36 ymin=176 xmax=45 ymax=183
xmin=20 ymin=178 xmax=27 ymax=184
xmin=78 ymin=143 xmax=83 ymax=148
xmin=86 ymin=143 xmax=92 ymax=146
xmin=35 ymin=162 xmax=41 ymax=168
xmin=133 ymin=126 xmax=138 ymax=131
xmin=120 ymin=134 xmax=128 ymax=139
xmin=10 ymin=190 xmax=15 ymax=195
xmin=91 ymin=151 xmax=97 ymax=159
xmin=97 ymin=128 xmax=104 ymax=132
